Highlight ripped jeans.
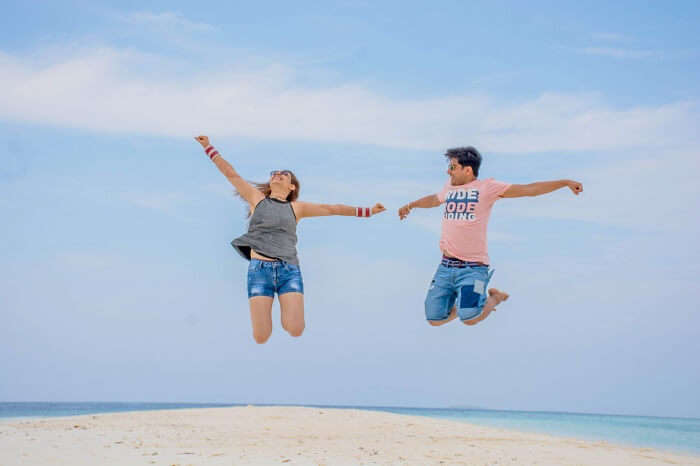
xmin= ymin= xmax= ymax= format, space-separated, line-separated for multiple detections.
xmin=424 ymin=263 xmax=493 ymax=322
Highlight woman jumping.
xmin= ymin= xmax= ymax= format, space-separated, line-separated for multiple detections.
xmin=195 ymin=135 xmax=386 ymax=344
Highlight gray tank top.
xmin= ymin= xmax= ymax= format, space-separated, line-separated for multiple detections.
xmin=231 ymin=197 xmax=299 ymax=265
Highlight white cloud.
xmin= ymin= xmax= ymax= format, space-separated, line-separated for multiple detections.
xmin=495 ymin=146 xmax=700 ymax=231
xmin=302 ymin=177 xmax=440 ymax=202
xmin=402 ymin=211 xmax=442 ymax=236
xmin=201 ymin=182 xmax=236 ymax=200
xmin=120 ymin=190 xmax=191 ymax=217
xmin=591 ymin=32 xmax=630 ymax=42
xmin=580 ymin=47 xmax=653 ymax=59
xmin=118 ymin=11 xmax=216 ymax=33
xmin=0 ymin=47 xmax=697 ymax=153
xmin=53 ymin=250 xmax=130 ymax=270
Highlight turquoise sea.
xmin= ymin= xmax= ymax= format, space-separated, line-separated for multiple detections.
xmin=1 ymin=403 xmax=699 ymax=455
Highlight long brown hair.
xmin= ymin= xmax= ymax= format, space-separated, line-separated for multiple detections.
xmin=238 ymin=171 xmax=301 ymax=216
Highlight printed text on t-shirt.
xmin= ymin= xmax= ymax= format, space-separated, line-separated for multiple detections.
xmin=444 ymin=189 xmax=480 ymax=221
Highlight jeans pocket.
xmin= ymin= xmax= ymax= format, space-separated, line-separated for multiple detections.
xmin=249 ymin=259 xmax=263 ymax=272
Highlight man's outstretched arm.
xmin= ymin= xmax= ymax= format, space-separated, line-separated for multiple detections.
xmin=501 ymin=180 xmax=583 ymax=198
xmin=398 ymin=194 xmax=441 ymax=220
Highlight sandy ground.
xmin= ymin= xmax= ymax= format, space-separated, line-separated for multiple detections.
xmin=0 ymin=406 xmax=697 ymax=465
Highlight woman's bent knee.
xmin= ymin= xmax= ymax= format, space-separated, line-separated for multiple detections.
xmin=253 ymin=332 xmax=271 ymax=344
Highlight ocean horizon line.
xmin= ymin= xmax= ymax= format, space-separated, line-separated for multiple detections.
xmin=2 ymin=401 xmax=698 ymax=422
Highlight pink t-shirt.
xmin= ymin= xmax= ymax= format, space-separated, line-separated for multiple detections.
xmin=436 ymin=178 xmax=511 ymax=264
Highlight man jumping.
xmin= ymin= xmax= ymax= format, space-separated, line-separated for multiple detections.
xmin=398 ymin=147 xmax=583 ymax=327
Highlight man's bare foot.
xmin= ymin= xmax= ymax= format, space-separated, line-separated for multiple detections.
xmin=463 ymin=288 xmax=510 ymax=326
xmin=488 ymin=288 xmax=509 ymax=304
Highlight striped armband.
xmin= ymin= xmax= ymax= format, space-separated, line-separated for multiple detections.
xmin=355 ymin=207 xmax=371 ymax=217
xmin=204 ymin=145 xmax=220 ymax=161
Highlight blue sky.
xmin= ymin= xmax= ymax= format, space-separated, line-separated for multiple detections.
xmin=1 ymin=1 xmax=699 ymax=418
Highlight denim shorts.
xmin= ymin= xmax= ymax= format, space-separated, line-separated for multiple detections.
xmin=425 ymin=263 xmax=494 ymax=322
xmin=247 ymin=259 xmax=304 ymax=298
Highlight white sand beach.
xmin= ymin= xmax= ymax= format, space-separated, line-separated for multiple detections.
xmin=0 ymin=406 xmax=697 ymax=465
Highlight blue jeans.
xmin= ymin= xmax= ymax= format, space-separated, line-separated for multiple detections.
xmin=247 ymin=259 xmax=304 ymax=298
xmin=424 ymin=263 xmax=494 ymax=322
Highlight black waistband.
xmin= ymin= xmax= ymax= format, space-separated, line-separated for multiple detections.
xmin=254 ymin=250 xmax=281 ymax=261
xmin=441 ymin=255 xmax=488 ymax=268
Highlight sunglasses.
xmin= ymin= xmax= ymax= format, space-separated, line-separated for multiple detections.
xmin=270 ymin=170 xmax=292 ymax=178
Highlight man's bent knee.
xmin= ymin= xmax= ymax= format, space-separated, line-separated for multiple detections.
xmin=428 ymin=319 xmax=448 ymax=327
xmin=285 ymin=324 xmax=305 ymax=337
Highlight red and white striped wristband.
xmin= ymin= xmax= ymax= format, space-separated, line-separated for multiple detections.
xmin=204 ymin=145 xmax=220 ymax=161
xmin=355 ymin=207 xmax=371 ymax=217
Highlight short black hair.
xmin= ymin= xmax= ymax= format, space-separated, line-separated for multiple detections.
xmin=445 ymin=146 xmax=482 ymax=177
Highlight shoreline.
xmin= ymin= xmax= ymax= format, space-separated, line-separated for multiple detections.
xmin=2 ymin=403 xmax=698 ymax=455
xmin=1 ymin=405 xmax=698 ymax=465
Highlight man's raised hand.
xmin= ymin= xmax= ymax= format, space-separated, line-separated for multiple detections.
xmin=567 ymin=180 xmax=583 ymax=195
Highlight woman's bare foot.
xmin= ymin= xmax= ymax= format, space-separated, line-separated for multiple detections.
xmin=463 ymin=288 xmax=510 ymax=326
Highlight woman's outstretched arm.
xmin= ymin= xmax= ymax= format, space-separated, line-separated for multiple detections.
xmin=195 ymin=135 xmax=264 ymax=206
xmin=294 ymin=201 xmax=386 ymax=220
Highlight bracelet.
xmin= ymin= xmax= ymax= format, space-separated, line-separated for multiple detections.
xmin=355 ymin=207 xmax=371 ymax=217
xmin=204 ymin=145 xmax=220 ymax=161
